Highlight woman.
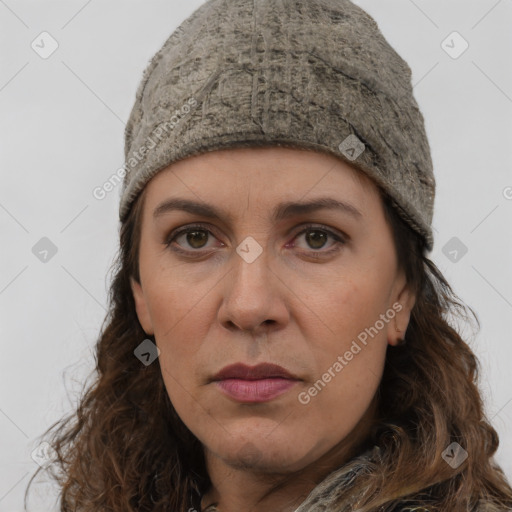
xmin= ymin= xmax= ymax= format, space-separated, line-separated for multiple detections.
xmin=25 ymin=0 xmax=512 ymax=511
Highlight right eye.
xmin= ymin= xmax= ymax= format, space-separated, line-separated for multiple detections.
xmin=164 ymin=224 xmax=223 ymax=254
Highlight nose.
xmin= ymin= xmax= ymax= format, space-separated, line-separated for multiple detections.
xmin=217 ymin=242 xmax=290 ymax=335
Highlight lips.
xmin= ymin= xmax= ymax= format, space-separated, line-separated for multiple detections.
xmin=211 ymin=363 xmax=301 ymax=403
xmin=211 ymin=362 xmax=299 ymax=381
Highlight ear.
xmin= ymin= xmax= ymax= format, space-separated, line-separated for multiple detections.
xmin=130 ymin=277 xmax=154 ymax=336
xmin=387 ymin=270 xmax=416 ymax=347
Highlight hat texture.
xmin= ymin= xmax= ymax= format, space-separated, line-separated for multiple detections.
xmin=120 ymin=0 xmax=436 ymax=251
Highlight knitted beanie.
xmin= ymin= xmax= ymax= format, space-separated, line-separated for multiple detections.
xmin=119 ymin=0 xmax=436 ymax=251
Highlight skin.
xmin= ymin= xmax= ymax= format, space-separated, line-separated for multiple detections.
xmin=131 ymin=146 xmax=416 ymax=512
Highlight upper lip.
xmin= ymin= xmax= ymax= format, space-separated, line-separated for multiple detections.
xmin=211 ymin=363 xmax=300 ymax=381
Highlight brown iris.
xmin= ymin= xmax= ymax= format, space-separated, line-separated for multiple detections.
xmin=186 ymin=230 xmax=208 ymax=249
xmin=305 ymin=229 xmax=328 ymax=249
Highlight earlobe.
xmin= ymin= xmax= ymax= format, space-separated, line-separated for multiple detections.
xmin=130 ymin=277 xmax=154 ymax=336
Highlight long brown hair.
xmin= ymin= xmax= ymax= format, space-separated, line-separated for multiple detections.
xmin=24 ymin=164 xmax=512 ymax=511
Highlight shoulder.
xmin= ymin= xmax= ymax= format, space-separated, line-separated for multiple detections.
xmin=395 ymin=500 xmax=512 ymax=512
xmin=471 ymin=501 xmax=512 ymax=512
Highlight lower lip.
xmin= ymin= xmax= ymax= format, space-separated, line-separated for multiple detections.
xmin=215 ymin=378 xmax=298 ymax=403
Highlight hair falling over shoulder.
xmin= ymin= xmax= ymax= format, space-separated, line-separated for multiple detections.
xmin=24 ymin=187 xmax=512 ymax=512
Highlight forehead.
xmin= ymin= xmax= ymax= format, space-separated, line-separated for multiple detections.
xmin=143 ymin=146 xmax=380 ymax=208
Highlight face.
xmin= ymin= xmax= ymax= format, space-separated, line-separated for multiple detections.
xmin=131 ymin=146 xmax=415 ymax=474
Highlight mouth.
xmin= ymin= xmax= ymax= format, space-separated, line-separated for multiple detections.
xmin=214 ymin=377 xmax=299 ymax=403
xmin=211 ymin=362 xmax=301 ymax=403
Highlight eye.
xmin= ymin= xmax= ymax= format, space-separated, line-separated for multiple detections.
xmin=164 ymin=223 xmax=347 ymax=258
xmin=164 ymin=224 xmax=221 ymax=254
xmin=291 ymin=224 xmax=346 ymax=254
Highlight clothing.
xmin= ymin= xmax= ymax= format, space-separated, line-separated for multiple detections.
xmin=198 ymin=445 xmax=509 ymax=511
xmin=119 ymin=0 xmax=436 ymax=252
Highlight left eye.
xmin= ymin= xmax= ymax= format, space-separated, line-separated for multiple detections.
xmin=292 ymin=225 xmax=345 ymax=251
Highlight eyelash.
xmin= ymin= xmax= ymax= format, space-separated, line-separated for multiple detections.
xmin=164 ymin=223 xmax=347 ymax=258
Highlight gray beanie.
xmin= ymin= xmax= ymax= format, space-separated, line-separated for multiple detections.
xmin=120 ymin=0 xmax=436 ymax=251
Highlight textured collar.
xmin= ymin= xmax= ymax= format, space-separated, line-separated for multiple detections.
xmin=292 ymin=444 xmax=380 ymax=512
xmin=199 ymin=445 xmax=504 ymax=512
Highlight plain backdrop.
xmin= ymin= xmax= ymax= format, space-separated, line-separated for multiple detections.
xmin=1 ymin=0 xmax=511 ymax=510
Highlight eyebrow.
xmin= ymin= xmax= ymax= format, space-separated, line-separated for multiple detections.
xmin=153 ymin=197 xmax=363 ymax=222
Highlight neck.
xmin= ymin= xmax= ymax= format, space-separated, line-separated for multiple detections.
xmin=200 ymin=397 xmax=377 ymax=512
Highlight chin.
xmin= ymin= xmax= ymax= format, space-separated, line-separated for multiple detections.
xmin=206 ymin=428 xmax=322 ymax=475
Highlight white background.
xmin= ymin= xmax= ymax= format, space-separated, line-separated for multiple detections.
xmin=1 ymin=0 xmax=511 ymax=509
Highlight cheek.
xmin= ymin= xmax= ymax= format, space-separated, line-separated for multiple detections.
xmin=144 ymin=267 xmax=213 ymax=341
xmin=309 ymin=272 xmax=390 ymax=348
xmin=142 ymin=271 xmax=216 ymax=391
xmin=298 ymin=331 xmax=387 ymax=442
xmin=297 ymin=274 xmax=390 ymax=419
